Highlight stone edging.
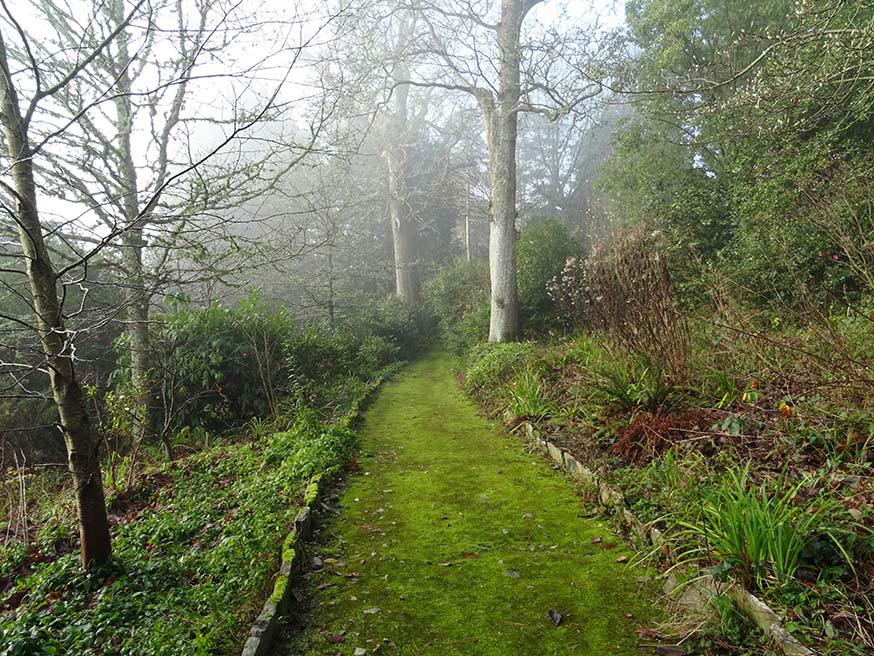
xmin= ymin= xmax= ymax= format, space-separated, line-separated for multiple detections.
xmin=240 ymin=474 xmax=324 ymax=656
xmin=240 ymin=370 xmax=396 ymax=656
xmin=514 ymin=418 xmax=815 ymax=656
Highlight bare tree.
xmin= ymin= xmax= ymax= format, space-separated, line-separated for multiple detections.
xmin=28 ymin=0 xmax=331 ymax=453
xmin=0 ymin=0 xmax=335 ymax=567
xmin=394 ymin=0 xmax=603 ymax=340
xmin=319 ymin=6 xmax=429 ymax=305
xmin=0 ymin=1 xmax=147 ymax=568
xmin=517 ymin=102 xmax=627 ymax=239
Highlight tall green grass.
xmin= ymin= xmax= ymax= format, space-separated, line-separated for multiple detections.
xmin=508 ymin=368 xmax=554 ymax=420
xmin=677 ymin=465 xmax=853 ymax=588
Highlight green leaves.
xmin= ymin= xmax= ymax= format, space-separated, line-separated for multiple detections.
xmin=677 ymin=465 xmax=853 ymax=588
xmin=516 ymin=219 xmax=580 ymax=325
xmin=1 ymin=384 xmax=372 ymax=654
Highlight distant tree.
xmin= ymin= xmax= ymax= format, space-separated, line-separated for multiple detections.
xmin=397 ymin=0 xmax=606 ymax=341
xmin=517 ymin=103 xmax=627 ymax=241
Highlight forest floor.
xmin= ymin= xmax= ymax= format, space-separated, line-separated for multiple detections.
xmin=273 ymin=351 xmax=659 ymax=655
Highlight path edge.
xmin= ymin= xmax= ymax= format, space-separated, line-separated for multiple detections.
xmin=239 ymin=366 xmax=399 ymax=656
xmin=513 ymin=416 xmax=816 ymax=656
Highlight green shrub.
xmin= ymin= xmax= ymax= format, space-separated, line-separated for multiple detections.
xmin=591 ymin=352 xmax=680 ymax=414
xmin=117 ymin=294 xmax=296 ymax=435
xmin=516 ymin=219 xmax=580 ymax=331
xmin=728 ymin=145 xmax=874 ymax=309
xmin=423 ymin=259 xmax=490 ymax=352
xmin=464 ymin=342 xmax=538 ymax=390
xmin=345 ymin=295 xmax=434 ymax=360
xmin=448 ymin=297 xmax=491 ymax=354
xmin=265 ymin=408 xmax=356 ymax=479
xmin=284 ymin=327 xmax=391 ymax=390
xmin=112 ymin=292 xmax=427 ymax=440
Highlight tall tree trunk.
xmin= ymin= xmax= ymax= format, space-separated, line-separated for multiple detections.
xmin=0 ymin=36 xmax=112 ymax=568
xmin=113 ymin=0 xmax=159 ymax=452
xmin=465 ymin=185 xmax=472 ymax=262
xmin=486 ymin=113 xmax=519 ymax=341
xmin=118 ymin=183 xmax=157 ymax=450
xmin=387 ymin=149 xmax=420 ymax=303
xmin=122 ymin=229 xmax=163 ymax=454
xmin=386 ymin=59 xmax=419 ymax=304
xmin=326 ymin=247 xmax=336 ymax=328
xmin=484 ymin=0 xmax=526 ymax=342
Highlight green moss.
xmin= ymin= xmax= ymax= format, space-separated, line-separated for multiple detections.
xmin=281 ymin=533 xmax=298 ymax=565
xmin=278 ymin=352 xmax=659 ymax=655
xmin=303 ymin=477 xmax=321 ymax=507
xmin=269 ymin=575 xmax=289 ymax=606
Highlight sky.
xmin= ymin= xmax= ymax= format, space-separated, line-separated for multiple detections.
xmin=2 ymin=0 xmax=628 ymax=249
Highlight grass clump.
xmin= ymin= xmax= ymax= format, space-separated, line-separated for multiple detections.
xmin=464 ymin=342 xmax=538 ymax=391
xmin=676 ymin=465 xmax=856 ymax=589
xmin=507 ymin=367 xmax=554 ymax=420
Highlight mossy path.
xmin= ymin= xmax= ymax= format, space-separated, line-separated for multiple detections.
xmin=274 ymin=351 xmax=657 ymax=655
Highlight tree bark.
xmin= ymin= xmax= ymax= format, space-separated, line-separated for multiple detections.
xmin=483 ymin=0 xmax=528 ymax=342
xmin=0 ymin=35 xmax=112 ymax=568
xmin=464 ymin=184 xmax=472 ymax=262
xmin=387 ymin=149 xmax=420 ymax=303
xmin=113 ymin=0 xmax=160 ymax=452
xmin=386 ymin=58 xmax=420 ymax=304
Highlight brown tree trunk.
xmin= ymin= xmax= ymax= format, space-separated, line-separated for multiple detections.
xmin=0 ymin=36 xmax=112 ymax=568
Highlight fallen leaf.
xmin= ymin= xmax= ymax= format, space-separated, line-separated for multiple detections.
xmin=636 ymin=627 xmax=662 ymax=640
xmin=591 ymin=535 xmax=602 ymax=544
xmin=616 ymin=556 xmax=628 ymax=563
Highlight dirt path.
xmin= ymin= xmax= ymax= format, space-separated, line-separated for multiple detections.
xmin=274 ymin=351 xmax=657 ymax=655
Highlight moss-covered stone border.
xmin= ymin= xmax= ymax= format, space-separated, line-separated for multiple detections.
xmin=239 ymin=369 xmax=397 ymax=656
xmin=514 ymin=418 xmax=816 ymax=656
xmin=240 ymin=475 xmax=323 ymax=656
